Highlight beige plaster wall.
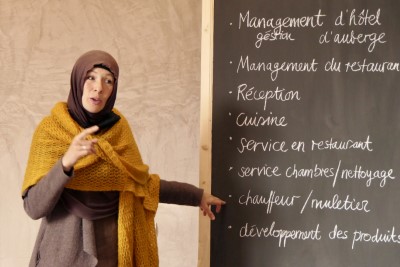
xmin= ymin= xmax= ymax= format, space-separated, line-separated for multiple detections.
xmin=0 ymin=0 xmax=202 ymax=266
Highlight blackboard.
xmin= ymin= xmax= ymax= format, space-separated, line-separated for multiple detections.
xmin=210 ymin=0 xmax=400 ymax=266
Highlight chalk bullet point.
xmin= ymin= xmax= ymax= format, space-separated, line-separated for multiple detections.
xmin=229 ymin=195 xmax=232 ymax=198
xmin=229 ymin=91 xmax=232 ymax=94
xmin=229 ymin=112 xmax=231 ymax=116
xmin=230 ymin=61 xmax=233 ymax=64
xmin=229 ymin=167 xmax=233 ymax=171
xmin=229 ymin=137 xmax=232 ymax=140
xmin=230 ymin=22 xmax=233 ymax=26
xmin=228 ymin=226 xmax=232 ymax=229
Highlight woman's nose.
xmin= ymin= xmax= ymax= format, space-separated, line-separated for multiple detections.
xmin=94 ymin=80 xmax=103 ymax=93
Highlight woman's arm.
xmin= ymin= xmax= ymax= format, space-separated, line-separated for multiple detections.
xmin=159 ymin=180 xmax=225 ymax=220
xmin=159 ymin=180 xmax=204 ymax=206
xmin=22 ymin=159 xmax=73 ymax=220
xmin=23 ymin=125 xmax=99 ymax=220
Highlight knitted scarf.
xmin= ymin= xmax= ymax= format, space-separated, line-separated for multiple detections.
xmin=22 ymin=102 xmax=160 ymax=267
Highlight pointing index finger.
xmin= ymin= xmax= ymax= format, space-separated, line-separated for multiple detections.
xmin=78 ymin=125 xmax=100 ymax=139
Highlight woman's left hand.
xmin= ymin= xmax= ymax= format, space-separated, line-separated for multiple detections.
xmin=200 ymin=192 xmax=226 ymax=220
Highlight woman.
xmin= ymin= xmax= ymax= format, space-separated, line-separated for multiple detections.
xmin=22 ymin=50 xmax=224 ymax=267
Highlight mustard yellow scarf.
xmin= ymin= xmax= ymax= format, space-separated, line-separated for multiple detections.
xmin=22 ymin=102 xmax=160 ymax=267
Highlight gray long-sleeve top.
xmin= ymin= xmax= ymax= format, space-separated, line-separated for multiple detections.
xmin=23 ymin=159 xmax=203 ymax=267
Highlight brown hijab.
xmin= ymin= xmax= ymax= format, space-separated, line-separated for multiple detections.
xmin=67 ymin=50 xmax=120 ymax=130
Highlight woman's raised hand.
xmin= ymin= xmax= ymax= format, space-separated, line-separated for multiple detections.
xmin=61 ymin=125 xmax=99 ymax=172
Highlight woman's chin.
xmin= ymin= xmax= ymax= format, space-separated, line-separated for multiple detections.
xmin=82 ymin=103 xmax=104 ymax=113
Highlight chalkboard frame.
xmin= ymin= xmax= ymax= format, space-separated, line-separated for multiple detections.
xmin=199 ymin=0 xmax=214 ymax=266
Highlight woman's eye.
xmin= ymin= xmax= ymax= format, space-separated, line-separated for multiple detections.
xmin=106 ymin=79 xmax=114 ymax=84
xmin=86 ymin=75 xmax=95 ymax=80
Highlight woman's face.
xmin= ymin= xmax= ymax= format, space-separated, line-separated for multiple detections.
xmin=82 ymin=67 xmax=115 ymax=113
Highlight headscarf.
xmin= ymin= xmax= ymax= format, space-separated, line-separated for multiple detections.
xmin=67 ymin=50 xmax=120 ymax=129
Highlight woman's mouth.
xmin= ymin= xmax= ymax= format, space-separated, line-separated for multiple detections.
xmin=90 ymin=97 xmax=102 ymax=105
